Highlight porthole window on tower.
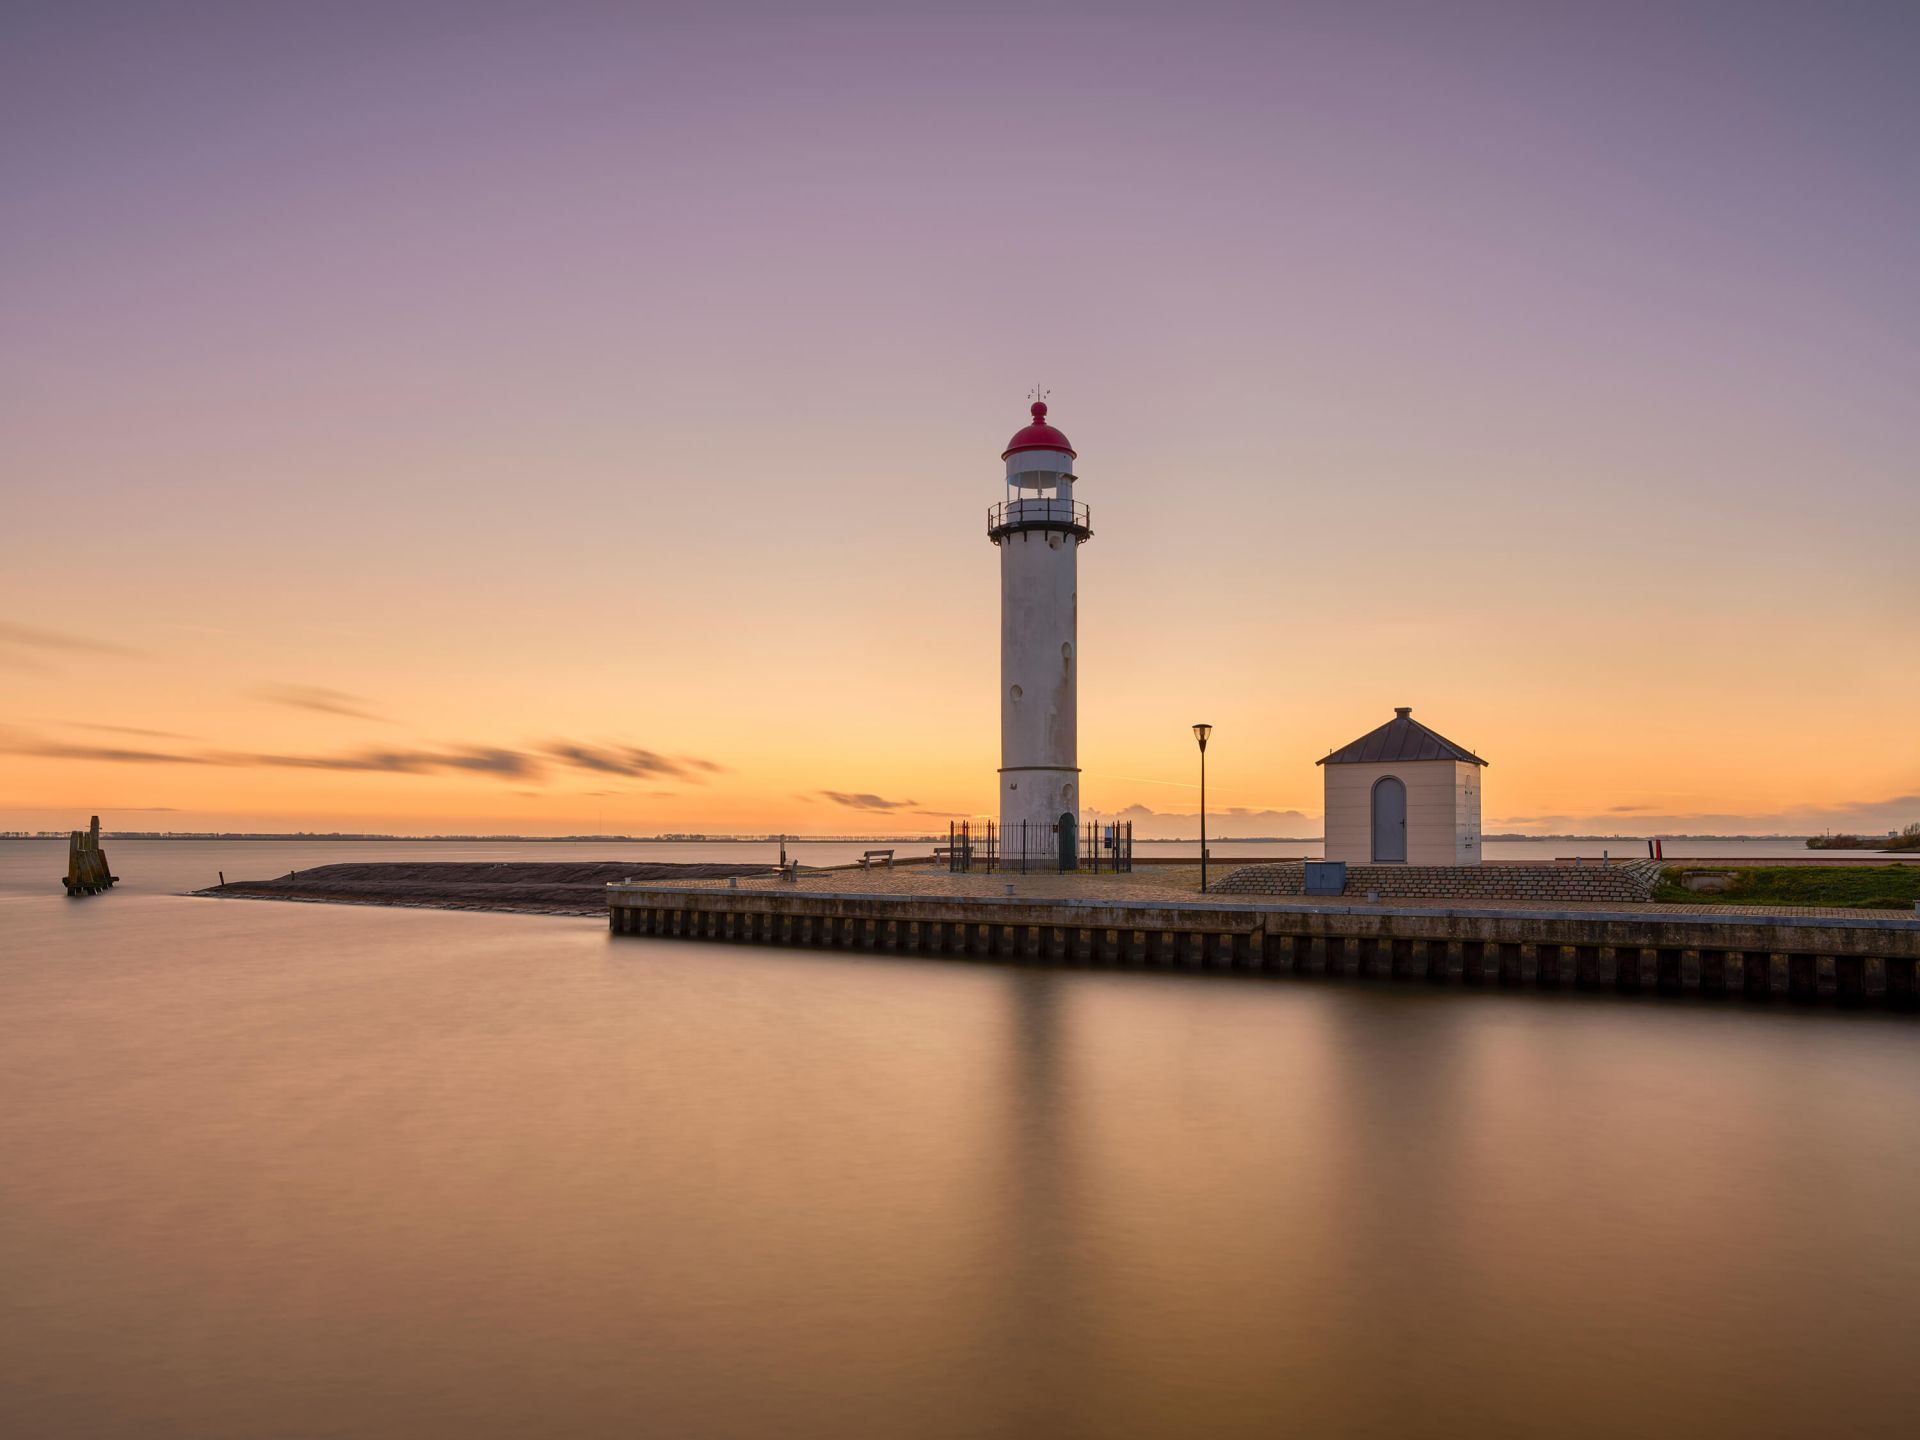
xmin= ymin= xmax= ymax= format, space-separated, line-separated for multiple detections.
xmin=1009 ymin=684 xmax=1022 ymax=701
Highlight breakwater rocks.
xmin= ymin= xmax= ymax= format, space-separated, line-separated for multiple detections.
xmin=1215 ymin=860 xmax=1665 ymax=904
xmin=202 ymin=861 xmax=775 ymax=915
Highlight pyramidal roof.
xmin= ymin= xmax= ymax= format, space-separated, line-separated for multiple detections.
xmin=1317 ymin=707 xmax=1488 ymax=767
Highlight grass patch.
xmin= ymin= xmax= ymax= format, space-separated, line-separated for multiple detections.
xmin=1654 ymin=865 xmax=1920 ymax=911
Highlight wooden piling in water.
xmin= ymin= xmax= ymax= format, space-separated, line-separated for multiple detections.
xmin=62 ymin=816 xmax=116 ymax=897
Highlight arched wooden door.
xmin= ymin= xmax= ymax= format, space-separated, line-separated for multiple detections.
xmin=1371 ymin=777 xmax=1407 ymax=863
xmin=1057 ymin=813 xmax=1076 ymax=872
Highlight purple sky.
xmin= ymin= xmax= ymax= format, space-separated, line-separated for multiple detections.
xmin=3 ymin=1 xmax=1916 ymax=834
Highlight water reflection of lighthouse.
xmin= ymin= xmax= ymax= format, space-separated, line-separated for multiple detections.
xmin=988 ymin=400 xmax=1091 ymax=866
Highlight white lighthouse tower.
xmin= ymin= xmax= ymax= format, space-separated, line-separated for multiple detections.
xmin=989 ymin=400 xmax=1090 ymax=867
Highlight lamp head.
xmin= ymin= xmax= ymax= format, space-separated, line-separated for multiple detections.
xmin=1193 ymin=723 xmax=1212 ymax=751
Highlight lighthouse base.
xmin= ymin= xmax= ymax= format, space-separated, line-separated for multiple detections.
xmin=999 ymin=767 xmax=1079 ymax=871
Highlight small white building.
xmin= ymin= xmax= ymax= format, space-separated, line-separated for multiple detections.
xmin=1318 ymin=707 xmax=1486 ymax=865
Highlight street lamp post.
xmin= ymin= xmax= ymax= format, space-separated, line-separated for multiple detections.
xmin=1193 ymin=723 xmax=1212 ymax=892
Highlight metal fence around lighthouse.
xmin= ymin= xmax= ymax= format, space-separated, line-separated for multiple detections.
xmin=947 ymin=819 xmax=1132 ymax=875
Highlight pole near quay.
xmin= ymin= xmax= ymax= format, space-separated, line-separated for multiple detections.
xmin=1193 ymin=723 xmax=1212 ymax=892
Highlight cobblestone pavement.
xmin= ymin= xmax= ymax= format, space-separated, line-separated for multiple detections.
xmin=619 ymin=863 xmax=1204 ymax=902
xmin=615 ymin=862 xmax=1920 ymax=920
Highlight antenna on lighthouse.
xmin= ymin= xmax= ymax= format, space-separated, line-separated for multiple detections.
xmin=1028 ymin=383 xmax=1050 ymax=405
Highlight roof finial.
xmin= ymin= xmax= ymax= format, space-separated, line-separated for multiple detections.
xmin=1027 ymin=382 xmax=1050 ymax=420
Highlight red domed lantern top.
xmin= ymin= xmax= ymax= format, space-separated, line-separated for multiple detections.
xmin=1001 ymin=401 xmax=1076 ymax=461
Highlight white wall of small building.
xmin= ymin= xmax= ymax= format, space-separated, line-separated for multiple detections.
xmin=1322 ymin=759 xmax=1483 ymax=865
xmin=1452 ymin=762 xmax=1483 ymax=863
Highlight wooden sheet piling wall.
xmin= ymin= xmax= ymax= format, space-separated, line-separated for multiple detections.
xmin=607 ymin=887 xmax=1920 ymax=1010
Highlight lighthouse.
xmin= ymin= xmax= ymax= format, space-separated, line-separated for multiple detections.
xmin=989 ymin=400 xmax=1091 ymax=868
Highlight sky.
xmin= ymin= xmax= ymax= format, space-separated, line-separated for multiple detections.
xmin=3 ymin=0 xmax=1916 ymax=838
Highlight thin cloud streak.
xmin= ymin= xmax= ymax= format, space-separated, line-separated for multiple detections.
xmin=541 ymin=743 xmax=686 ymax=778
xmin=816 ymin=790 xmax=919 ymax=812
xmin=0 ymin=733 xmax=212 ymax=766
xmin=215 ymin=746 xmax=537 ymax=777
xmin=1494 ymin=793 xmax=1920 ymax=833
xmin=1091 ymin=774 xmax=1302 ymax=810
xmin=66 ymin=721 xmax=200 ymax=741
xmin=1081 ymin=802 xmax=1316 ymax=841
xmin=0 ymin=728 xmax=724 ymax=786
xmin=253 ymin=685 xmax=392 ymax=723
xmin=0 ymin=621 xmax=143 ymax=660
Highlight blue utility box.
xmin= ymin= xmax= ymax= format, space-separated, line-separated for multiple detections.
xmin=1304 ymin=860 xmax=1347 ymax=896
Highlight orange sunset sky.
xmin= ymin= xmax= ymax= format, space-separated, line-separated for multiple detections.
xmin=4 ymin=6 xmax=1916 ymax=838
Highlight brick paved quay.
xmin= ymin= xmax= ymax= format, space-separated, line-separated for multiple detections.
xmin=623 ymin=860 xmax=1912 ymax=921
xmin=609 ymin=862 xmax=1920 ymax=1009
xmin=1215 ymin=859 xmax=1667 ymax=903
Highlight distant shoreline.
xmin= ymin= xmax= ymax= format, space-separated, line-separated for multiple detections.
xmin=0 ymin=831 xmax=1856 ymax=844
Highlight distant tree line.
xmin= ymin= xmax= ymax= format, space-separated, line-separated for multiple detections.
xmin=1807 ymin=823 xmax=1920 ymax=852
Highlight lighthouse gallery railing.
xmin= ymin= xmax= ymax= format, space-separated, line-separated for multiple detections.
xmin=986 ymin=498 xmax=1091 ymax=542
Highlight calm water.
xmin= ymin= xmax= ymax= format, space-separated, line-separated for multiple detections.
xmin=3 ymin=840 xmax=1918 ymax=1437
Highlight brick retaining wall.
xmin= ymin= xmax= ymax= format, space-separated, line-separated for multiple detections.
xmin=1215 ymin=860 xmax=1664 ymax=904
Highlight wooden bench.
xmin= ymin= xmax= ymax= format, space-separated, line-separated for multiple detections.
xmin=860 ymin=849 xmax=895 ymax=870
